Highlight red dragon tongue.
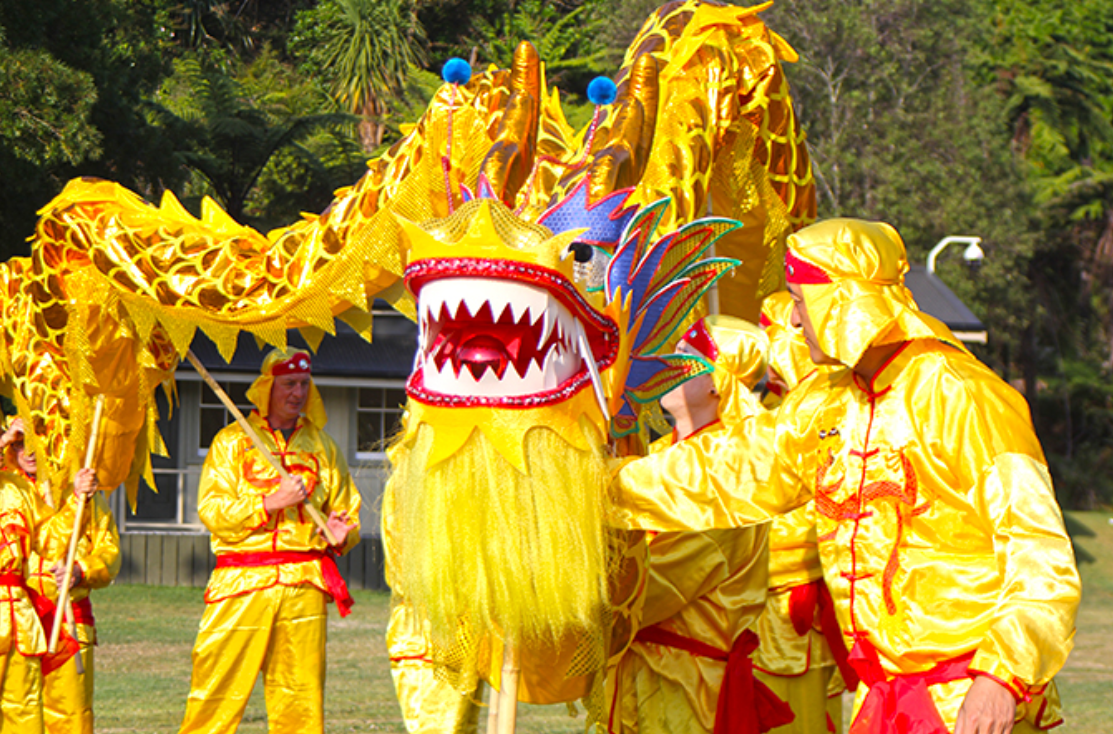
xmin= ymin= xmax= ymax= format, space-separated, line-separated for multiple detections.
xmin=456 ymin=334 xmax=509 ymax=379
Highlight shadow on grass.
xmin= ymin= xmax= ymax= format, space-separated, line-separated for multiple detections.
xmin=1065 ymin=513 xmax=1098 ymax=564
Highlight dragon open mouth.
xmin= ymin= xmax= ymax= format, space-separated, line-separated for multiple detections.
xmin=405 ymin=259 xmax=618 ymax=407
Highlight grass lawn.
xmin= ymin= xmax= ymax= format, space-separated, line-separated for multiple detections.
xmin=92 ymin=511 xmax=1113 ymax=732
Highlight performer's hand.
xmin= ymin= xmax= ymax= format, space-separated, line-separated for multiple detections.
xmin=954 ymin=675 xmax=1017 ymax=734
xmin=0 ymin=418 xmax=23 ymax=450
xmin=51 ymin=561 xmax=84 ymax=590
xmin=321 ymin=510 xmax=355 ymax=546
xmin=73 ymin=467 xmax=98 ymax=499
xmin=264 ymin=475 xmax=307 ymax=513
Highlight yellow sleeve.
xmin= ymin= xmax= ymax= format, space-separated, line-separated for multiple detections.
xmin=611 ymin=411 xmax=809 ymax=531
xmin=76 ymin=492 xmax=120 ymax=590
xmin=321 ymin=435 xmax=361 ymax=556
xmin=929 ymin=368 xmax=1080 ymax=695
xmin=639 ymin=531 xmax=734 ymax=627
xmin=197 ymin=426 xmax=271 ymax=543
xmin=5 ymin=487 xmax=57 ymax=601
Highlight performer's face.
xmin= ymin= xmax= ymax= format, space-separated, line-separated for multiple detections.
xmin=764 ymin=365 xmax=788 ymax=395
xmin=787 ymin=284 xmax=840 ymax=366
xmin=12 ymin=439 xmax=35 ymax=477
xmin=269 ymin=374 xmax=310 ymax=427
xmin=660 ymin=339 xmax=718 ymax=418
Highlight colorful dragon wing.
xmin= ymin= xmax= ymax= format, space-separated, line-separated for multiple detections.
xmin=600 ymin=202 xmax=739 ymax=437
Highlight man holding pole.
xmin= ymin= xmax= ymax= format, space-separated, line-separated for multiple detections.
xmin=179 ymin=348 xmax=361 ymax=734
xmin=20 ymin=416 xmax=121 ymax=734
xmin=0 ymin=417 xmax=89 ymax=733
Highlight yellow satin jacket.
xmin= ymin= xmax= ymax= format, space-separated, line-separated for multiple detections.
xmin=35 ymin=490 xmax=119 ymax=644
xmin=0 ymin=471 xmax=58 ymax=656
xmin=753 ymin=502 xmax=837 ymax=677
xmin=773 ymin=339 xmax=1080 ymax=728
xmin=613 ymin=408 xmax=810 ymax=532
xmin=610 ymin=425 xmax=771 ymax=733
xmin=198 ymin=412 xmax=361 ymax=603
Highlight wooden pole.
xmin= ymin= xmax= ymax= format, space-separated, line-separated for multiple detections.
xmin=496 ymin=643 xmax=520 ymax=734
xmin=48 ymin=395 xmax=104 ymax=653
xmin=185 ymin=350 xmax=338 ymax=545
xmin=485 ymin=681 xmax=499 ymax=734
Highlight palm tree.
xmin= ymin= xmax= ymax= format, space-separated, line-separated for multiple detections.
xmin=296 ymin=0 xmax=428 ymax=152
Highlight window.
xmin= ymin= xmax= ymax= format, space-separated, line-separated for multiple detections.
xmin=199 ymin=380 xmax=254 ymax=454
xmin=123 ymin=388 xmax=182 ymax=524
xmin=356 ymin=386 xmax=406 ymax=458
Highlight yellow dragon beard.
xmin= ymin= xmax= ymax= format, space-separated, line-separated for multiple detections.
xmin=392 ymin=418 xmax=615 ymax=665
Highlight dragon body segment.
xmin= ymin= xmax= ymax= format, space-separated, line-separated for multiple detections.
xmin=2 ymin=0 xmax=814 ymax=715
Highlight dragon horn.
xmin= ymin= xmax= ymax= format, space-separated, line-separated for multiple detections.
xmin=479 ymin=41 xmax=543 ymax=206
xmin=572 ymin=53 xmax=660 ymax=203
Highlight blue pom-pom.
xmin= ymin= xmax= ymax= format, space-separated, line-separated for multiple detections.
xmin=587 ymin=76 xmax=617 ymax=106
xmin=442 ymin=58 xmax=472 ymax=85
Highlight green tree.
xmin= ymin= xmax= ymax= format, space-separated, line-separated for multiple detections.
xmin=468 ymin=0 xmax=607 ymax=84
xmin=290 ymin=0 xmax=428 ymax=151
xmin=155 ymin=53 xmax=353 ymax=223
xmin=0 ymin=0 xmax=183 ymax=255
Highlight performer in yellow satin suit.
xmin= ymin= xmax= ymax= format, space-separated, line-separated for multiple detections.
xmin=755 ymin=292 xmax=852 ymax=734
xmin=0 ymin=419 xmax=84 ymax=734
xmin=775 ymin=219 xmax=1080 ymax=734
xmin=610 ymin=221 xmax=1081 ymax=733
xmin=179 ymin=349 xmax=361 ymax=734
xmin=610 ymin=315 xmax=793 ymax=734
xmin=0 ymin=416 xmax=121 ymax=734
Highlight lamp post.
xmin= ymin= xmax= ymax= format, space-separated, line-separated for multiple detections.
xmin=926 ymin=236 xmax=984 ymax=275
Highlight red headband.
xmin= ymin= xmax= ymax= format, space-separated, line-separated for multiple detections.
xmin=681 ymin=319 xmax=718 ymax=361
xmin=785 ymin=248 xmax=832 ymax=285
xmin=272 ymin=353 xmax=312 ymax=377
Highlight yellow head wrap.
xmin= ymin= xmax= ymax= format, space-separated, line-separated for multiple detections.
xmin=679 ymin=314 xmax=768 ymax=426
xmin=760 ymin=291 xmax=815 ymax=393
xmin=785 ymin=218 xmax=963 ymax=367
xmin=245 ymin=348 xmax=328 ymax=429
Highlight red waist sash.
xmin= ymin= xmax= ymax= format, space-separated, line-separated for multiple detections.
xmin=788 ymin=578 xmax=860 ymax=691
xmin=71 ymin=597 xmax=95 ymax=627
xmin=0 ymin=570 xmax=82 ymax=675
xmin=634 ymin=625 xmax=795 ymax=734
xmin=216 ymin=550 xmax=354 ymax=618
xmin=848 ymin=638 xmax=975 ymax=734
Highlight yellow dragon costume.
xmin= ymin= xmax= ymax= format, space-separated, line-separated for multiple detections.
xmin=0 ymin=1 xmax=814 ymax=727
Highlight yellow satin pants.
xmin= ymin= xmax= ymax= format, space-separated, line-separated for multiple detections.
xmin=43 ymin=638 xmax=94 ymax=734
xmin=0 ymin=645 xmax=42 ymax=733
xmin=387 ymin=602 xmax=481 ymax=733
xmin=390 ymin=657 xmax=482 ymax=733
xmin=179 ymin=584 xmax=327 ymax=734
xmin=756 ymin=665 xmax=841 ymax=734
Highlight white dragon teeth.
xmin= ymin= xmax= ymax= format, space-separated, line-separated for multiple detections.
xmin=509 ymin=299 xmax=531 ymax=325
xmin=461 ymin=290 xmax=487 ymax=319
xmin=538 ymin=308 xmax=557 ymax=349
xmin=416 ymin=276 xmax=587 ymax=398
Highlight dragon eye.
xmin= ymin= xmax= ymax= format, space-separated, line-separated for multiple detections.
xmin=570 ymin=242 xmax=610 ymax=292
xmin=568 ymin=242 xmax=594 ymax=263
